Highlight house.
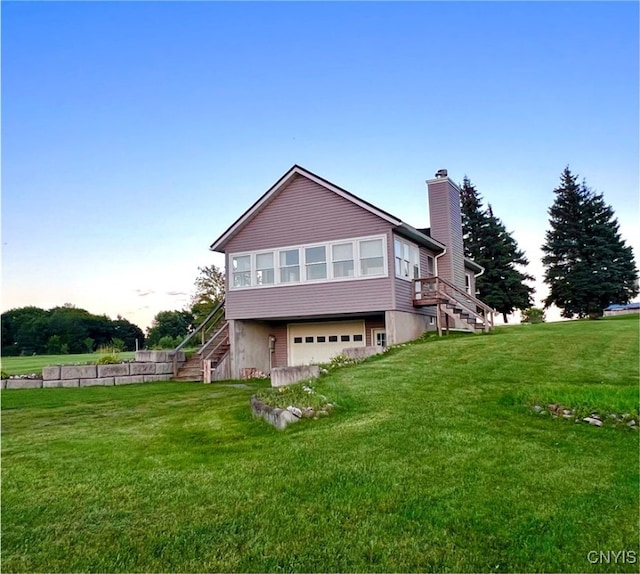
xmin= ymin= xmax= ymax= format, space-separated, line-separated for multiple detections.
xmin=603 ymin=302 xmax=640 ymax=316
xmin=176 ymin=165 xmax=493 ymax=381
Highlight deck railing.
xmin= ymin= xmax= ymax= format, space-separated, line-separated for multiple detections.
xmin=413 ymin=276 xmax=495 ymax=331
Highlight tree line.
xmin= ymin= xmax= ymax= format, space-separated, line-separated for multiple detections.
xmin=3 ymin=166 xmax=637 ymax=356
xmin=460 ymin=166 xmax=637 ymax=321
xmin=1 ymin=305 xmax=145 ymax=356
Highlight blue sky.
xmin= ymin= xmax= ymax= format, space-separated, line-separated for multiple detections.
xmin=3 ymin=1 xmax=638 ymax=329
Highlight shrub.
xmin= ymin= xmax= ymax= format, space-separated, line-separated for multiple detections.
xmin=154 ymin=335 xmax=179 ymax=350
xmin=522 ymin=307 xmax=546 ymax=324
xmin=96 ymin=354 xmax=119 ymax=365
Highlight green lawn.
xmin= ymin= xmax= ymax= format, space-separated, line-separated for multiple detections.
xmin=2 ymin=316 xmax=638 ymax=572
xmin=1 ymin=352 xmax=137 ymax=375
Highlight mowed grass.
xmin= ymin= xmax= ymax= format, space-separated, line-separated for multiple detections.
xmin=2 ymin=316 xmax=638 ymax=573
xmin=1 ymin=352 xmax=137 ymax=375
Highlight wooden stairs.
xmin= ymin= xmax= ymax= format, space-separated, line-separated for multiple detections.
xmin=172 ymin=300 xmax=230 ymax=382
xmin=413 ymin=276 xmax=494 ymax=335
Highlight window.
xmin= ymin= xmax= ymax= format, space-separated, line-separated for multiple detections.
xmin=359 ymin=238 xmax=384 ymax=276
xmin=394 ymin=237 xmax=420 ymax=280
xmin=353 ymin=334 xmax=363 ymax=342
xmin=228 ymin=234 xmax=387 ymax=290
xmin=256 ymin=252 xmax=274 ymax=285
xmin=341 ymin=335 xmax=350 ymax=342
xmin=305 ymin=246 xmax=327 ymax=280
xmin=332 ymin=243 xmax=354 ymax=278
xmin=426 ymin=255 xmax=435 ymax=278
xmin=280 ymin=249 xmax=300 ymax=283
xmin=317 ymin=336 xmax=326 ymax=343
xmin=329 ymin=335 xmax=338 ymax=342
xmin=305 ymin=336 xmax=314 ymax=343
xmin=294 ymin=337 xmax=303 ymax=343
xmin=232 ymin=255 xmax=251 ymax=287
xmin=465 ymin=272 xmax=473 ymax=294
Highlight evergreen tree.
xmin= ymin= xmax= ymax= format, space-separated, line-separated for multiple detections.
xmin=460 ymin=177 xmax=535 ymax=323
xmin=541 ymin=167 xmax=638 ymax=318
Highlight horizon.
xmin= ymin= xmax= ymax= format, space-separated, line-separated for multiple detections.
xmin=3 ymin=1 xmax=638 ymax=330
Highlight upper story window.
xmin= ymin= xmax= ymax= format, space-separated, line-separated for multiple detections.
xmin=394 ymin=237 xmax=420 ymax=281
xmin=229 ymin=234 xmax=387 ymax=290
xmin=256 ymin=252 xmax=275 ymax=285
xmin=305 ymin=246 xmax=327 ymax=280
xmin=332 ymin=243 xmax=354 ymax=278
xmin=359 ymin=238 xmax=384 ymax=276
xmin=232 ymin=255 xmax=251 ymax=287
xmin=426 ymin=255 xmax=435 ymax=278
xmin=280 ymin=249 xmax=300 ymax=283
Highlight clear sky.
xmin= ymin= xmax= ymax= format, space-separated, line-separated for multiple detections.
xmin=3 ymin=1 xmax=639 ymax=330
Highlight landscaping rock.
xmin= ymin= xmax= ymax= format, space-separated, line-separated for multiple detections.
xmin=80 ymin=377 xmax=114 ymax=387
xmin=155 ymin=362 xmax=174 ymax=375
xmin=98 ymin=364 xmax=130 ymax=377
xmin=7 ymin=378 xmax=43 ymax=390
xmin=42 ymin=366 xmax=61 ymax=380
xmin=583 ymin=417 xmax=603 ymax=427
xmin=115 ymin=376 xmax=142 ymax=385
xmin=533 ymin=405 xmax=543 ymax=413
xmin=143 ymin=374 xmax=173 ymax=383
xmin=130 ymin=363 xmax=156 ymax=375
xmin=627 ymin=420 xmax=637 ymax=427
xmin=60 ymin=365 xmax=97 ymax=380
xmin=1 ymin=379 xmax=6 ymax=389
xmin=286 ymin=406 xmax=302 ymax=418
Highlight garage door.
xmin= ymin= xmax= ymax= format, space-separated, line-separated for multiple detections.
xmin=288 ymin=321 xmax=365 ymax=366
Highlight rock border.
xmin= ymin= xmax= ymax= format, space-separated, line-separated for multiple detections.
xmin=533 ymin=403 xmax=638 ymax=429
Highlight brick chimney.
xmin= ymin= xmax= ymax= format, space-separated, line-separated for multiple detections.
xmin=427 ymin=170 xmax=465 ymax=289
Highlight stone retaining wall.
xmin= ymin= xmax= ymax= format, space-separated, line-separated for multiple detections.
xmin=2 ymin=350 xmax=186 ymax=390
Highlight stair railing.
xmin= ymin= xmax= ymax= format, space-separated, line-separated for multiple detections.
xmin=200 ymin=322 xmax=230 ymax=362
xmin=437 ymin=277 xmax=494 ymax=330
xmin=413 ymin=277 xmax=495 ymax=331
xmin=172 ymin=298 xmax=225 ymax=376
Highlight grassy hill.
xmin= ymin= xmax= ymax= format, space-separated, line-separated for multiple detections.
xmin=2 ymin=316 xmax=638 ymax=572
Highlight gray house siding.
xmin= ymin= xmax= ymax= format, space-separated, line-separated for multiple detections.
xmin=225 ymin=174 xmax=392 ymax=252
xmin=225 ymin=174 xmax=395 ymax=320
xmin=427 ymin=178 xmax=465 ymax=289
xmin=227 ymin=278 xmax=392 ymax=320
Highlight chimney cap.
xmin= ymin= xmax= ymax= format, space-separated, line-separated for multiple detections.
xmin=435 ymin=169 xmax=448 ymax=178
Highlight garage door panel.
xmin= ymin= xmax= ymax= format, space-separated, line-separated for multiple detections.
xmin=289 ymin=321 xmax=365 ymax=366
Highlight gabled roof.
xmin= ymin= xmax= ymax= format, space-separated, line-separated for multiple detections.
xmin=210 ymin=164 xmax=446 ymax=253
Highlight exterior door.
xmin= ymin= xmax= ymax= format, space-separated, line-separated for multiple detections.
xmin=372 ymin=328 xmax=387 ymax=348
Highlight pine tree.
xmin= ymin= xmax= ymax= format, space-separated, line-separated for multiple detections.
xmin=541 ymin=167 xmax=638 ymax=318
xmin=460 ymin=177 xmax=535 ymax=323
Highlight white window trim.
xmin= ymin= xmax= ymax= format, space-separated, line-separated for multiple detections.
xmin=394 ymin=236 xmax=421 ymax=282
xmin=228 ymin=234 xmax=388 ymax=290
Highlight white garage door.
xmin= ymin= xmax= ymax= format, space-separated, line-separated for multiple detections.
xmin=288 ymin=321 xmax=366 ymax=366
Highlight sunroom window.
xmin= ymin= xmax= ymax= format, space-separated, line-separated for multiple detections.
xmin=305 ymin=246 xmax=327 ymax=280
xmin=256 ymin=252 xmax=274 ymax=285
xmin=359 ymin=239 xmax=385 ymax=276
xmin=332 ymin=243 xmax=354 ymax=278
xmin=279 ymin=249 xmax=300 ymax=283
xmin=394 ymin=237 xmax=420 ymax=280
xmin=232 ymin=255 xmax=251 ymax=287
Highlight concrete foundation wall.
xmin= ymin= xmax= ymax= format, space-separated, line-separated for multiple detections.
xmin=271 ymin=365 xmax=320 ymax=388
xmin=385 ymin=310 xmax=428 ymax=345
xmin=228 ymin=319 xmax=272 ymax=379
